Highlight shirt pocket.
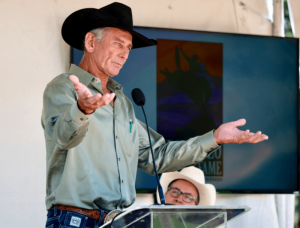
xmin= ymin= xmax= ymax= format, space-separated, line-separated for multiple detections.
xmin=118 ymin=120 xmax=138 ymax=157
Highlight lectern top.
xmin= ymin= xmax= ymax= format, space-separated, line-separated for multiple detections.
xmin=99 ymin=205 xmax=250 ymax=228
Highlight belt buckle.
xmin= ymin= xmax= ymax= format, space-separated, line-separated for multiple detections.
xmin=104 ymin=209 xmax=122 ymax=224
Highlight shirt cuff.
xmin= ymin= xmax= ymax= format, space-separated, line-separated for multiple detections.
xmin=70 ymin=103 xmax=92 ymax=125
xmin=199 ymin=130 xmax=220 ymax=153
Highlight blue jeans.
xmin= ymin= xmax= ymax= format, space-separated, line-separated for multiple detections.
xmin=45 ymin=205 xmax=107 ymax=228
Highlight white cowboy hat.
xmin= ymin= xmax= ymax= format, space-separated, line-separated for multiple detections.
xmin=157 ymin=166 xmax=216 ymax=205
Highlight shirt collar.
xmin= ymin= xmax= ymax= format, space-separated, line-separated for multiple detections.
xmin=107 ymin=77 xmax=123 ymax=92
xmin=68 ymin=64 xmax=123 ymax=92
xmin=69 ymin=64 xmax=94 ymax=86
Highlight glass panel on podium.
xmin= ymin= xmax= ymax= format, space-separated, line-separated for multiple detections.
xmin=99 ymin=205 xmax=250 ymax=228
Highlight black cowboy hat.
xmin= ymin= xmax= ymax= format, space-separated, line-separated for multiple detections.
xmin=62 ymin=2 xmax=157 ymax=50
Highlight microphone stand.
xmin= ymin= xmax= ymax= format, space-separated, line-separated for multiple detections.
xmin=140 ymin=106 xmax=165 ymax=204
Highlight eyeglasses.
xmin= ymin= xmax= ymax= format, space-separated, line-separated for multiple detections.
xmin=167 ymin=187 xmax=198 ymax=204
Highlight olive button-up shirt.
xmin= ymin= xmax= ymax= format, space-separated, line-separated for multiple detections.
xmin=41 ymin=64 xmax=219 ymax=211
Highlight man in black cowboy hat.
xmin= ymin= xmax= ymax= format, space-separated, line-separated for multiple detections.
xmin=42 ymin=2 xmax=268 ymax=228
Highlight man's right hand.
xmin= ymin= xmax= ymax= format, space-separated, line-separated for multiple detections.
xmin=69 ymin=75 xmax=115 ymax=114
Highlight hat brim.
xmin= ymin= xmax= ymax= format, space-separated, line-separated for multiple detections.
xmin=157 ymin=171 xmax=216 ymax=206
xmin=62 ymin=8 xmax=157 ymax=50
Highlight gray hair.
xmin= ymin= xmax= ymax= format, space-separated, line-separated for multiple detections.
xmin=82 ymin=27 xmax=111 ymax=52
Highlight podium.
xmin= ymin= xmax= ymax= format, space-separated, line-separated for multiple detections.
xmin=99 ymin=205 xmax=250 ymax=228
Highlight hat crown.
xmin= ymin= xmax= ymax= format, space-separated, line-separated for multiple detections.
xmin=180 ymin=167 xmax=205 ymax=184
xmin=100 ymin=2 xmax=133 ymax=29
xmin=61 ymin=2 xmax=157 ymax=50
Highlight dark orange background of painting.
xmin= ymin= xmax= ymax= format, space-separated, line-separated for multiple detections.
xmin=157 ymin=39 xmax=223 ymax=83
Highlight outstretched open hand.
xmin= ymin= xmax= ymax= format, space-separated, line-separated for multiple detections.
xmin=69 ymin=75 xmax=115 ymax=114
xmin=213 ymin=119 xmax=268 ymax=145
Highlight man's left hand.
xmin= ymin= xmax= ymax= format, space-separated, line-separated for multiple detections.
xmin=213 ymin=119 xmax=268 ymax=145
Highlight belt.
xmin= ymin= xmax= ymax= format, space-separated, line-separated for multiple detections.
xmin=50 ymin=205 xmax=107 ymax=222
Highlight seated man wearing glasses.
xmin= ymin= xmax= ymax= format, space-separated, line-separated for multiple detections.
xmin=157 ymin=166 xmax=216 ymax=205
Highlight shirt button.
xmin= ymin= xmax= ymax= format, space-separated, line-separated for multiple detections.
xmin=119 ymin=158 xmax=120 ymax=161
xmin=122 ymin=180 xmax=123 ymax=183
xmin=116 ymin=136 xmax=118 ymax=139
xmin=80 ymin=118 xmax=84 ymax=121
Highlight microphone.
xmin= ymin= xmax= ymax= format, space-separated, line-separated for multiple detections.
xmin=131 ymin=88 xmax=145 ymax=106
xmin=131 ymin=88 xmax=166 ymax=205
